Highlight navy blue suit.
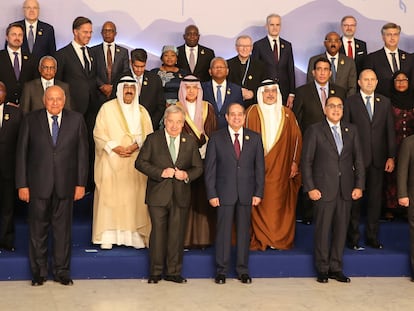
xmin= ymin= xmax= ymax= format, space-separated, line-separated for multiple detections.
xmin=252 ymin=37 xmax=295 ymax=104
xmin=201 ymin=80 xmax=243 ymax=129
xmin=205 ymin=127 xmax=265 ymax=276
xmin=6 ymin=20 xmax=56 ymax=60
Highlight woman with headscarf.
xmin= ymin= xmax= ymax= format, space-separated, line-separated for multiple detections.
xmin=384 ymin=70 xmax=414 ymax=219
xmin=176 ymin=75 xmax=217 ymax=248
xmin=246 ymin=80 xmax=302 ymax=250
xmin=151 ymin=45 xmax=188 ymax=106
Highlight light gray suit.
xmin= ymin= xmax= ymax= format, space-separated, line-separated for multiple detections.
xmin=20 ymin=79 xmax=71 ymax=113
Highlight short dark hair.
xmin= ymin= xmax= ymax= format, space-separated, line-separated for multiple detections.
xmin=6 ymin=23 xmax=24 ymax=36
xmin=72 ymin=16 xmax=92 ymax=30
xmin=313 ymin=57 xmax=331 ymax=70
xmin=130 ymin=49 xmax=148 ymax=63
xmin=226 ymin=102 xmax=245 ymax=115
xmin=381 ymin=22 xmax=401 ymax=35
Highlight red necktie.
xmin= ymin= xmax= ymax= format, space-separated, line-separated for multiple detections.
xmin=347 ymin=40 xmax=353 ymax=59
xmin=234 ymin=133 xmax=241 ymax=159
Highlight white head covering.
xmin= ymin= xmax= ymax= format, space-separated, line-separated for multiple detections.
xmin=178 ymin=75 xmax=204 ymax=133
xmin=256 ymin=79 xmax=283 ymax=153
xmin=116 ymin=76 xmax=142 ymax=144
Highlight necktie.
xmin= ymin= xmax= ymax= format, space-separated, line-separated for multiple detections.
xmin=216 ymin=85 xmax=223 ymax=111
xmin=347 ymin=40 xmax=353 ymax=59
xmin=169 ymin=136 xmax=177 ymax=163
xmin=390 ymin=52 xmax=398 ymax=73
xmin=51 ymin=115 xmax=59 ymax=145
xmin=330 ymin=57 xmax=336 ymax=82
xmin=28 ymin=25 xmax=34 ymax=53
xmin=45 ymin=81 xmax=51 ymax=89
xmin=13 ymin=52 xmax=20 ymax=80
xmin=365 ymin=96 xmax=373 ymax=120
xmin=189 ymin=48 xmax=196 ymax=73
xmin=320 ymin=87 xmax=327 ymax=107
xmin=273 ymin=39 xmax=279 ymax=63
xmin=106 ymin=44 xmax=113 ymax=83
xmin=81 ymin=46 xmax=90 ymax=73
xmin=332 ymin=125 xmax=343 ymax=154
xmin=234 ymin=133 xmax=241 ymax=159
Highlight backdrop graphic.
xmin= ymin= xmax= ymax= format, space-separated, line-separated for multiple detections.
xmin=0 ymin=0 xmax=413 ymax=85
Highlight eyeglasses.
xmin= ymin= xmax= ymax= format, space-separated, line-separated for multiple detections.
xmin=394 ymin=78 xmax=408 ymax=83
xmin=325 ymin=104 xmax=343 ymax=110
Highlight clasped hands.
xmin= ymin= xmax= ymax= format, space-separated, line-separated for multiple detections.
xmin=161 ymin=167 xmax=188 ymax=181
xmin=113 ymin=143 xmax=139 ymax=157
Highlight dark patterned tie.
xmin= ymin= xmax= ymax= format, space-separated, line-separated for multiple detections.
xmin=234 ymin=133 xmax=241 ymax=159
xmin=106 ymin=44 xmax=112 ymax=83
xmin=13 ymin=52 xmax=20 ymax=80
xmin=52 ymin=115 xmax=59 ymax=145
xmin=81 ymin=46 xmax=90 ymax=73
xmin=28 ymin=25 xmax=34 ymax=53
xmin=273 ymin=39 xmax=279 ymax=64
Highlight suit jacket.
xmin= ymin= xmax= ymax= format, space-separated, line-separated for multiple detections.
xmin=177 ymin=44 xmax=215 ymax=82
xmin=301 ymin=120 xmax=365 ymax=202
xmin=204 ymin=127 xmax=265 ymax=205
xmin=227 ymin=56 xmax=267 ymax=107
xmin=15 ymin=108 xmax=88 ymax=199
xmin=0 ymin=104 xmax=23 ymax=180
xmin=397 ymin=135 xmax=414 ymax=203
xmin=201 ymin=80 xmax=243 ymax=129
xmin=8 ymin=20 xmax=56 ymax=60
xmin=252 ymin=37 xmax=295 ymax=103
xmin=0 ymin=49 xmax=38 ymax=104
xmin=307 ymin=53 xmax=357 ymax=97
xmin=55 ymin=43 xmax=97 ymax=114
xmin=343 ymin=93 xmax=396 ymax=169
xmin=293 ymin=81 xmax=346 ymax=133
xmin=135 ymin=130 xmax=203 ymax=208
xmin=90 ymin=43 xmax=129 ymax=104
xmin=20 ymin=78 xmax=71 ymax=113
xmin=364 ymin=48 xmax=414 ymax=98
xmin=339 ymin=37 xmax=367 ymax=76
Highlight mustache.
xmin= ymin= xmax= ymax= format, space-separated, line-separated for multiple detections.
xmin=125 ymin=92 xmax=133 ymax=95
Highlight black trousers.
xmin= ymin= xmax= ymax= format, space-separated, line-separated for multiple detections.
xmin=28 ymin=192 xmax=73 ymax=279
xmin=148 ymin=200 xmax=189 ymax=276
xmin=0 ymin=178 xmax=16 ymax=248
xmin=314 ymin=194 xmax=351 ymax=273
xmin=215 ymin=201 xmax=251 ymax=276
xmin=347 ymin=165 xmax=383 ymax=245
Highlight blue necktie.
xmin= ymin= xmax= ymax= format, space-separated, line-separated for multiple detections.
xmin=331 ymin=57 xmax=336 ymax=82
xmin=52 ymin=115 xmax=59 ymax=145
xmin=13 ymin=52 xmax=20 ymax=80
xmin=28 ymin=25 xmax=34 ymax=53
xmin=216 ymin=85 xmax=223 ymax=111
xmin=365 ymin=96 xmax=373 ymax=120
xmin=332 ymin=125 xmax=343 ymax=154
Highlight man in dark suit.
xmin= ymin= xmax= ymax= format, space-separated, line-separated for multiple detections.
xmin=0 ymin=82 xmax=23 ymax=252
xmin=202 ymin=57 xmax=243 ymax=129
xmin=135 ymin=105 xmax=203 ymax=284
xmin=301 ymin=96 xmax=365 ymax=284
xmin=0 ymin=23 xmax=37 ymax=104
xmin=294 ymin=57 xmax=347 ymax=225
xmin=15 ymin=85 xmax=88 ymax=286
xmin=252 ymin=14 xmax=295 ymax=107
xmin=20 ymin=55 xmax=71 ymax=113
xmin=55 ymin=16 xmax=96 ymax=116
xmin=205 ymin=103 xmax=265 ymax=285
xmin=227 ymin=35 xmax=266 ymax=108
xmin=307 ymin=32 xmax=357 ymax=97
xmin=90 ymin=21 xmax=129 ymax=107
xmin=128 ymin=48 xmax=165 ymax=130
xmin=364 ymin=22 xmax=414 ymax=98
xmin=7 ymin=0 xmax=56 ymax=60
xmin=397 ymin=135 xmax=414 ymax=281
xmin=177 ymin=25 xmax=215 ymax=82
xmin=294 ymin=57 xmax=347 ymax=134
xmin=339 ymin=15 xmax=367 ymax=77
xmin=343 ymin=69 xmax=396 ymax=250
